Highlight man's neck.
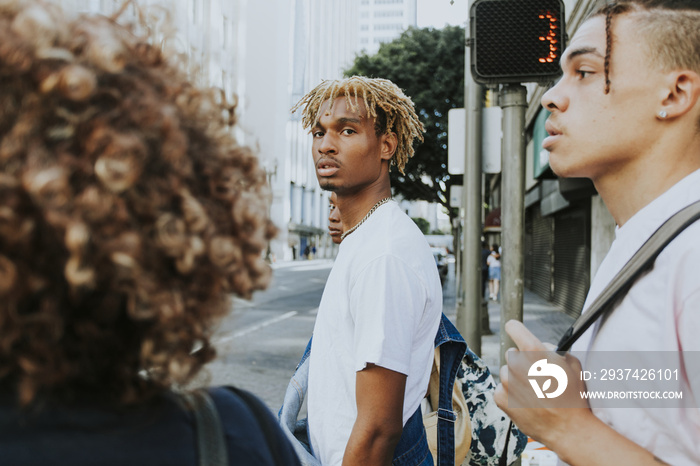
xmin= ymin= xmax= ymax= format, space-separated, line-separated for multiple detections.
xmin=594 ymin=135 xmax=700 ymax=227
xmin=335 ymin=185 xmax=393 ymax=235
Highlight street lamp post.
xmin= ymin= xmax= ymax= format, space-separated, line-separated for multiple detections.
xmin=458 ymin=3 xmax=485 ymax=356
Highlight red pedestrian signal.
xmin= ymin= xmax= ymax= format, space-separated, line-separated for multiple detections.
xmin=470 ymin=0 xmax=566 ymax=85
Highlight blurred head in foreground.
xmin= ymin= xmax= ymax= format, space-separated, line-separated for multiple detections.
xmin=0 ymin=0 xmax=276 ymax=407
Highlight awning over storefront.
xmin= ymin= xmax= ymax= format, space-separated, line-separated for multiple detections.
xmin=484 ymin=208 xmax=501 ymax=233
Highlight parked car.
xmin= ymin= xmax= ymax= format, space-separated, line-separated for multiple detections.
xmin=431 ymin=247 xmax=449 ymax=284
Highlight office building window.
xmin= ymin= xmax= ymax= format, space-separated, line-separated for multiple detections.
xmin=374 ymin=23 xmax=403 ymax=31
xmin=375 ymin=10 xmax=403 ymax=18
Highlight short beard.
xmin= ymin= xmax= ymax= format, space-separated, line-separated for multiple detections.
xmin=319 ymin=180 xmax=336 ymax=192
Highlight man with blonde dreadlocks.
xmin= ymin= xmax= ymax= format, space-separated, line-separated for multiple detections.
xmin=292 ymin=77 xmax=442 ymax=465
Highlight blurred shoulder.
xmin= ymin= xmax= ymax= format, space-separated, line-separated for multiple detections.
xmin=207 ymin=387 xmax=301 ymax=466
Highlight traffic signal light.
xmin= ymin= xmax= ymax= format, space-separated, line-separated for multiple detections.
xmin=470 ymin=0 xmax=566 ymax=85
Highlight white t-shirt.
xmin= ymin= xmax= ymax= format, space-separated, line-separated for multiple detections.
xmin=571 ymin=168 xmax=700 ymax=466
xmin=307 ymin=200 xmax=442 ymax=466
xmin=487 ymin=252 xmax=501 ymax=269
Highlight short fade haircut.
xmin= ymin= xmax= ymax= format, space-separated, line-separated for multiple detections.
xmin=591 ymin=0 xmax=700 ymax=93
xmin=291 ymin=76 xmax=425 ymax=175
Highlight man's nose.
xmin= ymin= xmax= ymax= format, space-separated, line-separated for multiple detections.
xmin=318 ymin=133 xmax=337 ymax=154
xmin=541 ymin=80 xmax=567 ymax=112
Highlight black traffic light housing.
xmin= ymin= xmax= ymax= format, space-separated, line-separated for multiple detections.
xmin=470 ymin=0 xmax=566 ymax=85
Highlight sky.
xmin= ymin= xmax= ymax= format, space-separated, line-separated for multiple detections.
xmin=416 ymin=0 xmax=469 ymax=28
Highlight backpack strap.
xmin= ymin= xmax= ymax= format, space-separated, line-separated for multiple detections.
xmin=183 ymin=387 xmax=291 ymax=466
xmin=181 ymin=389 xmax=228 ymax=466
xmin=227 ymin=386 xmax=288 ymax=466
xmin=498 ymin=199 xmax=700 ymax=466
xmin=557 ymin=199 xmax=700 ymax=351
xmin=434 ymin=313 xmax=467 ymax=466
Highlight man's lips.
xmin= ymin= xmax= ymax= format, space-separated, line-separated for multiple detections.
xmin=316 ymin=159 xmax=339 ymax=177
xmin=328 ymin=228 xmax=342 ymax=237
xmin=543 ymin=120 xmax=562 ymax=150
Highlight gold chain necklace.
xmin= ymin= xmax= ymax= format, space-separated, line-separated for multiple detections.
xmin=340 ymin=197 xmax=392 ymax=241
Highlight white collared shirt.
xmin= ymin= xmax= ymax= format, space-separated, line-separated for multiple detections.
xmin=572 ymin=168 xmax=700 ymax=466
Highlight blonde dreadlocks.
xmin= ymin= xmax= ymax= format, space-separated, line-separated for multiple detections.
xmin=291 ymin=76 xmax=425 ymax=175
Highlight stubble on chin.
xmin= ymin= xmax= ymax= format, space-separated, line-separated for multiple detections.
xmin=319 ymin=179 xmax=336 ymax=192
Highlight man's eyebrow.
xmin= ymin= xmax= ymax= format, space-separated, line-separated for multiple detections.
xmin=337 ymin=117 xmax=362 ymax=125
xmin=563 ymin=46 xmax=604 ymax=65
xmin=311 ymin=116 xmax=363 ymax=134
xmin=312 ymin=116 xmax=362 ymax=130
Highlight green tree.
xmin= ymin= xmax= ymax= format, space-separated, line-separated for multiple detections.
xmin=345 ymin=26 xmax=465 ymax=220
xmin=411 ymin=217 xmax=431 ymax=235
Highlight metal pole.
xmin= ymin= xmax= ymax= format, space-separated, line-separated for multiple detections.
xmin=453 ymin=217 xmax=462 ymax=302
xmin=458 ymin=12 xmax=484 ymax=356
xmin=499 ymin=84 xmax=527 ymax=366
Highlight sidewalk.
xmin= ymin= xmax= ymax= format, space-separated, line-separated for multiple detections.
xmin=442 ymin=280 xmax=576 ymax=380
xmin=441 ymin=277 xmax=573 ymax=466
xmin=481 ymin=290 xmax=575 ymax=378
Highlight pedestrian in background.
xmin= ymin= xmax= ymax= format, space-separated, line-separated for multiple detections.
xmin=0 ymin=1 xmax=298 ymax=464
xmin=496 ymin=1 xmax=700 ymax=465
xmin=292 ymin=76 xmax=441 ymax=465
xmin=480 ymin=241 xmax=490 ymax=300
xmin=487 ymin=244 xmax=501 ymax=301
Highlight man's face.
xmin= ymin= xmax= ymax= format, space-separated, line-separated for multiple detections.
xmin=328 ymin=193 xmax=343 ymax=244
xmin=541 ymin=14 xmax=666 ymax=181
xmin=311 ymin=97 xmax=394 ymax=194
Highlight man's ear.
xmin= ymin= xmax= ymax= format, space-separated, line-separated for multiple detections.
xmin=380 ymin=132 xmax=398 ymax=161
xmin=659 ymin=70 xmax=700 ymax=119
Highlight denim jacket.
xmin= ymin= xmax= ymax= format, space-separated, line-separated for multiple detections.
xmin=278 ymin=313 xmax=466 ymax=466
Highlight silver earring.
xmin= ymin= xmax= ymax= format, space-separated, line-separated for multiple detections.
xmin=658 ymin=110 xmax=668 ymax=119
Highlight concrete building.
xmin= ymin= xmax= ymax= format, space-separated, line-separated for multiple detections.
xmin=60 ymin=0 xmax=243 ymax=96
xmin=358 ymin=0 xmax=418 ymax=54
xmin=282 ymin=0 xmax=360 ymax=262
xmin=283 ymin=0 xmax=421 ymax=262
xmin=52 ymin=0 xmax=427 ymax=263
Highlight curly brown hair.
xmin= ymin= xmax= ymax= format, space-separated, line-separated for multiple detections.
xmin=0 ymin=0 xmax=276 ymax=407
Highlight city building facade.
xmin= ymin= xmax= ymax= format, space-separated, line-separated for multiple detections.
xmin=51 ymin=0 xmax=438 ymax=264
xmin=283 ymin=0 xmax=418 ymax=261
xmin=285 ymin=0 xmax=360 ymax=261
xmin=358 ymin=0 xmax=418 ymax=54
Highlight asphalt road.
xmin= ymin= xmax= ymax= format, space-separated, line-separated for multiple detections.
xmin=191 ymin=259 xmax=334 ymax=412
xmin=192 ymin=257 xmax=457 ymax=415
